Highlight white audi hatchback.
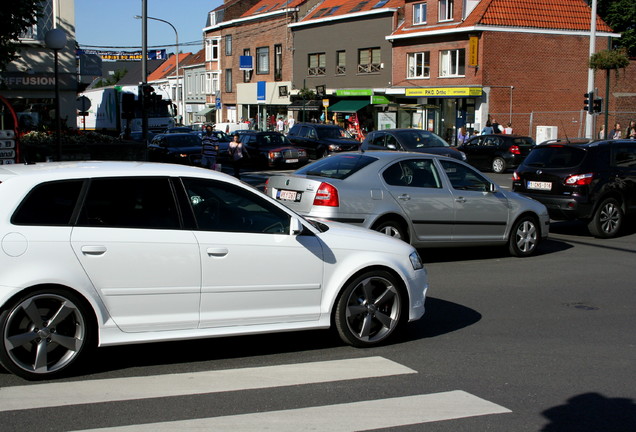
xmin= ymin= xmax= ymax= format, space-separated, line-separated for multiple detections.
xmin=0 ymin=161 xmax=428 ymax=379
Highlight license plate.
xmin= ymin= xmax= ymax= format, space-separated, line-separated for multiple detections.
xmin=277 ymin=190 xmax=300 ymax=201
xmin=285 ymin=159 xmax=299 ymax=163
xmin=527 ymin=181 xmax=552 ymax=191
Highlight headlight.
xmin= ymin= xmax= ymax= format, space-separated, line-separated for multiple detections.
xmin=328 ymin=144 xmax=341 ymax=151
xmin=409 ymin=251 xmax=424 ymax=270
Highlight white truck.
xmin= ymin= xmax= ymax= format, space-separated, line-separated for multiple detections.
xmin=77 ymin=85 xmax=175 ymax=134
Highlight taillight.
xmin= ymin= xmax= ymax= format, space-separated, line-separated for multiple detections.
xmin=565 ymin=173 xmax=594 ymax=186
xmin=264 ymin=178 xmax=269 ymax=195
xmin=512 ymin=171 xmax=520 ymax=181
xmin=510 ymin=145 xmax=520 ymax=155
xmin=313 ymin=182 xmax=339 ymax=207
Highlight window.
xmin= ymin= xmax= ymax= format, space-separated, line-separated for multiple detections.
xmin=274 ymin=44 xmax=283 ymax=81
xmin=19 ymin=0 xmax=53 ymax=40
xmin=439 ymin=49 xmax=465 ymax=77
xmin=243 ymin=48 xmax=252 ymax=82
xmin=256 ymin=46 xmax=269 ymax=74
xmin=183 ymin=178 xmax=291 ymax=234
xmin=12 ymin=180 xmax=83 ymax=225
xmin=225 ymin=68 xmax=233 ymax=92
xmin=206 ymin=38 xmax=220 ymax=61
xmin=77 ymin=178 xmax=180 ymax=229
xmin=358 ymin=48 xmax=381 ymax=74
xmin=206 ymin=72 xmax=219 ymax=94
xmin=308 ymin=53 xmax=326 ymax=76
xmin=440 ymin=160 xmax=490 ymax=192
xmin=336 ymin=51 xmax=346 ymax=74
xmin=383 ymin=160 xmax=441 ymax=188
xmin=413 ymin=2 xmax=427 ymax=25
xmin=407 ymin=52 xmax=430 ymax=78
xmin=439 ymin=0 xmax=453 ymax=21
xmin=225 ymin=35 xmax=232 ymax=55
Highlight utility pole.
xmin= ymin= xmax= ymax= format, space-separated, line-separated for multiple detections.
xmin=141 ymin=0 xmax=149 ymax=142
xmin=585 ymin=0 xmax=597 ymax=139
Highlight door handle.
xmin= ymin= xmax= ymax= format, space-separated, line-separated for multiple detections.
xmin=207 ymin=247 xmax=229 ymax=257
xmin=455 ymin=197 xmax=467 ymax=203
xmin=398 ymin=194 xmax=411 ymax=201
xmin=81 ymin=246 xmax=107 ymax=256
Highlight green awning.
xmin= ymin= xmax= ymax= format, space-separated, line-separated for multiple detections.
xmin=196 ymin=107 xmax=215 ymax=117
xmin=328 ymin=100 xmax=369 ymax=113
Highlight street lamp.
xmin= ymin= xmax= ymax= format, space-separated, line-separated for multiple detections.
xmin=45 ymin=28 xmax=67 ymax=161
xmin=134 ymin=15 xmax=182 ymax=125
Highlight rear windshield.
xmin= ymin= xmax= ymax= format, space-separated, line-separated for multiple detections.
xmin=295 ymin=154 xmax=377 ymax=180
xmin=523 ymin=145 xmax=586 ymax=168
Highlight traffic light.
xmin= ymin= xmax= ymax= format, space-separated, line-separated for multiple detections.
xmin=138 ymin=84 xmax=155 ymax=110
xmin=593 ymin=97 xmax=603 ymax=114
xmin=121 ymin=93 xmax=135 ymax=119
xmin=584 ymin=91 xmax=594 ymax=114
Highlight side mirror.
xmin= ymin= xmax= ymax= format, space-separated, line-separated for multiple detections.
xmin=489 ymin=183 xmax=498 ymax=193
xmin=290 ymin=217 xmax=304 ymax=235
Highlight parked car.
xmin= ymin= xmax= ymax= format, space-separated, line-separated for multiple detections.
xmin=164 ymin=126 xmax=194 ymax=134
xmin=362 ymin=129 xmax=466 ymax=162
xmin=513 ymin=139 xmax=636 ymax=238
xmin=239 ymin=131 xmax=309 ymax=168
xmin=458 ymin=134 xmax=535 ymax=173
xmin=265 ymin=151 xmax=549 ymax=257
xmin=147 ymin=133 xmax=202 ymax=165
xmin=287 ymin=123 xmax=360 ymax=159
xmin=0 ymin=161 xmax=428 ymax=379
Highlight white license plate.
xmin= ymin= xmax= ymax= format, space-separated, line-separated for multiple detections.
xmin=278 ymin=190 xmax=298 ymax=201
xmin=527 ymin=181 xmax=552 ymax=191
xmin=285 ymin=159 xmax=299 ymax=163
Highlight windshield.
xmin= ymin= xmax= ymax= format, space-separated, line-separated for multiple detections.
xmin=397 ymin=130 xmax=450 ymax=149
xmin=317 ymin=127 xmax=354 ymax=140
xmin=523 ymin=145 xmax=586 ymax=168
xmin=166 ymin=135 xmax=201 ymax=148
xmin=295 ymin=154 xmax=377 ymax=180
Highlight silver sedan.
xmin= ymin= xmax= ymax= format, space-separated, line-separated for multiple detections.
xmin=265 ymin=151 xmax=550 ymax=257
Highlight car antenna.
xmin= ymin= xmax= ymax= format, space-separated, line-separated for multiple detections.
xmin=559 ymin=120 xmax=571 ymax=144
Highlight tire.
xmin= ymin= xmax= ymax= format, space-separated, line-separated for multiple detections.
xmin=0 ymin=289 xmax=94 ymax=380
xmin=491 ymin=157 xmax=506 ymax=173
xmin=508 ymin=215 xmax=540 ymax=257
xmin=588 ymin=197 xmax=623 ymax=238
xmin=334 ymin=271 xmax=403 ymax=347
xmin=373 ymin=219 xmax=407 ymax=243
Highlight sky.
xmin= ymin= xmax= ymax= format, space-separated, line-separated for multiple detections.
xmin=75 ymin=0 xmax=223 ymax=53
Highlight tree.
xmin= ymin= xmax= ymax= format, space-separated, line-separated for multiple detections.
xmin=93 ymin=68 xmax=129 ymax=88
xmin=0 ymin=2 xmax=43 ymax=71
xmin=592 ymin=0 xmax=636 ymax=57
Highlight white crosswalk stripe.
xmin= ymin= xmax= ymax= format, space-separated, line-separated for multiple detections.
xmin=1 ymin=356 xmax=511 ymax=431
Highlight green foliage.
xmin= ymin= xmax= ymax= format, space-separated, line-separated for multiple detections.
xmin=298 ymin=88 xmax=316 ymax=100
xmin=590 ymin=49 xmax=630 ymax=70
xmin=0 ymin=2 xmax=43 ymax=71
xmin=93 ymin=68 xmax=128 ymax=88
xmin=592 ymin=0 xmax=636 ymax=57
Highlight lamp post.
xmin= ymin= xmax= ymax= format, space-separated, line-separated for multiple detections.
xmin=135 ymin=15 xmax=182 ymax=125
xmin=45 ymin=28 xmax=67 ymax=161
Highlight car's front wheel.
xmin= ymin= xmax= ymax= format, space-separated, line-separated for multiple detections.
xmin=492 ymin=157 xmax=506 ymax=173
xmin=508 ymin=215 xmax=540 ymax=257
xmin=334 ymin=271 xmax=403 ymax=347
xmin=588 ymin=197 xmax=623 ymax=238
xmin=0 ymin=289 xmax=94 ymax=380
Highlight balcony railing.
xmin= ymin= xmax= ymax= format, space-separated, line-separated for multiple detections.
xmin=358 ymin=63 xmax=381 ymax=74
xmin=308 ymin=66 xmax=326 ymax=76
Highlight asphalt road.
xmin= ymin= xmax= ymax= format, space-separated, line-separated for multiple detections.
xmin=1 ymin=170 xmax=635 ymax=431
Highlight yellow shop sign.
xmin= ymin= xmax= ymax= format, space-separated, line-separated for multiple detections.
xmin=406 ymin=87 xmax=483 ymax=97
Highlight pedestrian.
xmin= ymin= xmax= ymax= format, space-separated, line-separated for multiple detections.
xmin=276 ymin=116 xmax=285 ymax=133
xmin=598 ymin=124 xmax=606 ymax=139
xmin=481 ymin=121 xmax=494 ymax=135
xmin=491 ymin=118 xmax=503 ymax=134
xmin=608 ymin=123 xmax=622 ymax=140
xmin=200 ymin=125 xmax=219 ymax=170
xmin=625 ymin=120 xmax=636 ymax=139
xmin=503 ymin=122 xmax=514 ymax=134
xmin=228 ymin=133 xmax=248 ymax=179
xmin=287 ymin=115 xmax=295 ymax=132
xmin=456 ymin=126 xmax=468 ymax=146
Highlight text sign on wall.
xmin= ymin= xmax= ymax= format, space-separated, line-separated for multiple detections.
xmin=469 ymin=35 xmax=479 ymax=67
xmin=406 ymin=87 xmax=483 ymax=98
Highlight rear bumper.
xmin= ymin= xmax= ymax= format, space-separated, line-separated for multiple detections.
xmin=520 ymin=192 xmax=594 ymax=220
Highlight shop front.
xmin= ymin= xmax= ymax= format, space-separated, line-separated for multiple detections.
xmin=236 ymin=81 xmax=292 ymax=131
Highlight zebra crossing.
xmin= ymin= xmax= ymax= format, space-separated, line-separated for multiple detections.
xmin=0 ymin=356 xmax=510 ymax=431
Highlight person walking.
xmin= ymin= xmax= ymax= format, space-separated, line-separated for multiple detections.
xmin=625 ymin=120 xmax=636 ymax=139
xmin=201 ymin=125 xmax=219 ymax=170
xmin=228 ymin=133 xmax=248 ymax=179
xmin=598 ymin=124 xmax=606 ymax=139
xmin=481 ymin=121 xmax=494 ymax=135
xmin=276 ymin=116 xmax=285 ymax=133
xmin=456 ymin=126 xmax=468 ymax=146
xmin=491 ymin=118 xmax=503 ymax=134
xmin=608 ymin=123 xmax=622 ymax=140
xmin=503 ymin=122 xmax=514 ymax=134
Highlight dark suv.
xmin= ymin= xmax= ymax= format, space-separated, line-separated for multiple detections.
xmin=512 ymin=139 xmax=636 ymax=238
xmin=286 ymin=123 xmax=360 ymax=159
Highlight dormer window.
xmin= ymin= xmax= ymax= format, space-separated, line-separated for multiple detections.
xmin=413 ymin=2 xmax=427 ymax=25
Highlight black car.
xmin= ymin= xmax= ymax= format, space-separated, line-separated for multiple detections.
xmin=286 ymin=123 xmax=359 ymax=159
xmin=147 ymin=133 xmax=202 ymax=165
xmin=512 ymin=139 xmax=636 ymax=238
xmin=164 ymin=126 xmax=194 ymax=134
xmin=362 ymin=128 xmax=466 ymax=161
xmin=458 ymin=134 xmax=535 ymax=173
xmin=239 ymin=131 xmax=309 ymax=168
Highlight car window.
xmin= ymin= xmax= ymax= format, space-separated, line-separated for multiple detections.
xmin=386 ymin=134 xmax=399 ymax=149
xmin=397 ymin=130 xmax=449 ymax=149
xmin=296 ymin=154 xmax=377 ymax=180
xmin=77 ymin=177 xmax=180 ymax=229
xmin=614 ymin=144 xmax=636 ymax=168
xmin=439 ymin=160 xmax=491 ymax=192
xmin=182 ymin=177 xmax=290 ymax=234
xmin=523 ymin=146 xmax=586 ymax=168
xmin=370 ymin=133 xmax=385 ymax=147
xmin=12 ymin=180 xmax=83 ymax=226
xmin=465 ymin=137 xmax=481 ymax=147
xmin=318 ymin=127 xmax=348 ymax=139
xmin=383 ymin=159 xmax=441 ymax=188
